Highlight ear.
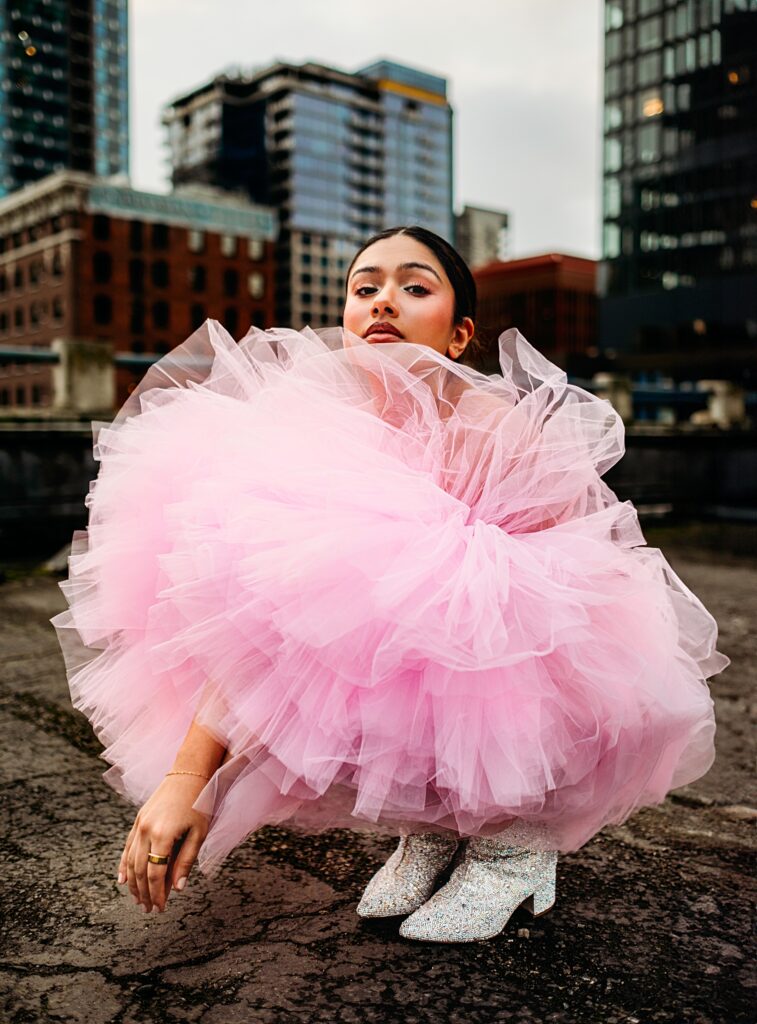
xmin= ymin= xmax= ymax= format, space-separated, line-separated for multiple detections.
xmin=447 ymin=317 xmax=475 ymax=360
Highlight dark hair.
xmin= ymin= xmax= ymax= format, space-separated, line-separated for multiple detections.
xmin=344 ymin=225 xmax=481 ymax=362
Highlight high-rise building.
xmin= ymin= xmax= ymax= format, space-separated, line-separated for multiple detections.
xmin=163 ymin=59 xmax=453 ymax=326
xmin=0 ymin=0 xmax=129 ymax=198
xmin=600 ymin=0 xmax=757 ymax=386
xmin=455 ymin=204 xmax=510 ymax=268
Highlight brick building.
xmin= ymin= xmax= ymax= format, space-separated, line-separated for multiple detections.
xmin=0 ymin=171 xmax=277 ymax=409
xmin=473 ymin=253 xmax=599 ymax=376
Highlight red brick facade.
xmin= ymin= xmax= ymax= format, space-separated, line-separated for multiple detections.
xmin=474 ymin=254 xmax=598 ymax=375
xmin=0 ymin=174 xmax=276 ymax=410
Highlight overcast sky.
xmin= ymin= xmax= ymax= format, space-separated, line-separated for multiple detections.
xmin=130 ymin=0 xmax=604 ymax=259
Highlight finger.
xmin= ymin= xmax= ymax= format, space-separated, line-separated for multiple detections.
xmin=147 ymin=843 xmax=173 ymax=912
xmin=133 ymin=829 xmax=153 ymax=911
xmin=163 ymin=838 xmax=182 ymax=906
xmin=118 ymin=818 xmax=139 ymax=885
xmin=172 ymin=827 xmax=205 ymax=893
xmin=126 ymin=832 xmax=142 ymax=905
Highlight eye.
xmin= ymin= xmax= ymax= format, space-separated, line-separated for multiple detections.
xmin=405 ymin=283 xmax=431 ymax=295
xmin=355 ymin=285 xmax=377 ymax=296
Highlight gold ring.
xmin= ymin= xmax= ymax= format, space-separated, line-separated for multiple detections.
xmin=147 ymin=853 xmax=170 ymax=865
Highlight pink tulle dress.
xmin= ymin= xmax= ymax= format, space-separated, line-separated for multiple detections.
xmin=50 ymin=321 xmax=730 ymax=874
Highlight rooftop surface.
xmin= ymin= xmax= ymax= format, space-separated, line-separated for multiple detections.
xmin=0 ymin=531 xmax=753 ymax=1023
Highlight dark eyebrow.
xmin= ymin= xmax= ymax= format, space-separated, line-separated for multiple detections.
xmin=349 ymin=265 xmax=380 ymax=280
xmin=349 ymin=261 xmax=443 ymax=284
xmin=399 ymin=261 xmax=442 ymax=282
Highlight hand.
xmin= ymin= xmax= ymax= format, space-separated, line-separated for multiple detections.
xmin=118 ymin=774 xmax=211 ymax=913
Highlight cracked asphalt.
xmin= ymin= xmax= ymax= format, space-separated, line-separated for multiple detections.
xmin=0 ymin=533 xmax=754 ymax=1024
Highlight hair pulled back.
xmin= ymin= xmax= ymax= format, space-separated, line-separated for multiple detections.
xmin=345 ymin=225 xmax=477 ymax=329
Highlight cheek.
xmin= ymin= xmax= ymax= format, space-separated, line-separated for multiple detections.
xmin=342 ymin=297 xmax=360 ymax=332
xmin=415 ymin=297 xmax=454 ymax=340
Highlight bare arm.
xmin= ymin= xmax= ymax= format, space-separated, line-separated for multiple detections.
xmin=118 ymin=715 xmax=228 ymax=914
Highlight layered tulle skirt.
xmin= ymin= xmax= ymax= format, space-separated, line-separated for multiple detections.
xmin=50 ymin=322 xmax=730 ymax=873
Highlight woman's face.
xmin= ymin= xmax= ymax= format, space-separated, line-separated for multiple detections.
xmin=342 ymin=235 xmax=474 ymax=360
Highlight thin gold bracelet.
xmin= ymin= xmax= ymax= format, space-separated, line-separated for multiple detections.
xmin=166 ymin=770 xmax=211 ymax=780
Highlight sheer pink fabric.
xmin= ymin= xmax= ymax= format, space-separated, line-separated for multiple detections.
xmin=50 ymin=321 xmax=730 ymax=874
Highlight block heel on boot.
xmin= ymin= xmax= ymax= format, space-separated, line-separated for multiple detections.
xmin=522 ymin=875 xmax=556 ymax=916
xmin=398 ymin=832 xmax=558 ymax=942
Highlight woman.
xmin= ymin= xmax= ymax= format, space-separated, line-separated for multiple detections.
xmin=51 ymin=226 xmax=730 ymax=943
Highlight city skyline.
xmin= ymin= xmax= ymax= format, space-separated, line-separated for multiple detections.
xmin=129 ymin=0 xmax=604 ymax=260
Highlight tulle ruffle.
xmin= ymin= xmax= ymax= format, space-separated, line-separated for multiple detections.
xmin=50 ymin=321 xmax=730 ymax=873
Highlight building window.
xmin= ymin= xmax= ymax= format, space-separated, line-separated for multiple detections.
xmin=130 ymin=221 xmax=144 ymax=251
xmin=151 ymin=260 xmax=169 ymax=287
xmin=31 ymin=384 xmax=42 ymax=406
xmin=152 ymin=223 xmax=169 ymax=249
xmin=604 ymin=138 xmax=622 ymax=173
xmin=638 ymin=15 xmax=663 ymax=50
xmin=93 ymin=251 xmax=112 ymax=283
xmin=155 ymin=342 xmax=170 ymax=355
xmin=0 ymin=388 xmax=9 ymax=406
xmin=190 ymin=303 xmax=206 ymax=330
xmin=16 ymin=386 xmax=25 ymax=405
xmin=248 ymin=237 xmax=264 ymax=260
xmin=13 ymin=266 xmax=23 ymax=289
xmin=52 ymin=298 xmax=63 ymax=321
xmin=93 ymin=214 xmax=110 ymax=241
xmin=223 ymin=269 xmax=239 ymax=296
xmin=129 ymin=259 xmax=145 ymax=291
xmin=14 ymin=307 xmax=24 ymax=329
xmin=130 ymin=301 xmax=145 ymax=333
xmin=220 ymin=234 xmax=237 ymax=257
xmin=0 ymin=312 xmax=7 ymax=333
xmin=152 ymin=301 xmax=170 ymax=329
xmin=0 ymin=271 xmax=5 ymax=293
xmin=51 ymin=251 xmax=63 ymax=277
xmin=248 ymin=272 xmax=265 ymax=299
xmin=132 ymin=339 xmax=145 ymax=354
xmin=94 ymin=294 xmax=113 ymax=325
xmin=190 ymin=265 xmax=206 ymax=291
xmin=638 ymin=123 xmax=661 ymax=162
xmin=251 ymin=309 xmax=266 ymax=328
xmin=29 ymin=260 xmax=41 ymax=285
xmin=188 ymin=230 xmax=205 ymax=253
xmin=30 ymin=301 xmax=41 ymax=326
xmin=224 ymin=306 xmax=239 ymax=336
xmin=638 ymin=51 xmax=662 ymax=86
xmin=603 ymin=224 xmax=621 ymax=259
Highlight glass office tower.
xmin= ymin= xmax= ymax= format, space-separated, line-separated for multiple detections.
xmin=600 ymin=0 xmax=757 ymax=385
xmin=164 ymin=60 xmax=453 ymax=326
xmin=0 ymin=0 xmax=128 ymax=197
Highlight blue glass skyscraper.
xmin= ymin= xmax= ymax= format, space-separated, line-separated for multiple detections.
xmin=164 ymin=59 xmax=453 ymax=327
xmin=0 ymin=0 xmax=128 ymax=197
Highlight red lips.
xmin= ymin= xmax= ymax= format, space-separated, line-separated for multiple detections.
xmin=364 ymin=322 xmax=403 ymax=339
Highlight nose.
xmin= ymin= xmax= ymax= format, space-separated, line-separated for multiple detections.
xmin=372 ymin=293 xmax=397 ymax=316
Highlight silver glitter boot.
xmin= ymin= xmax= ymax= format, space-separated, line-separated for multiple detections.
xmin=398 ymin=826 xmax=557 ymax=942
xmin=356 ymin=832 xmax=460 ymax=918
